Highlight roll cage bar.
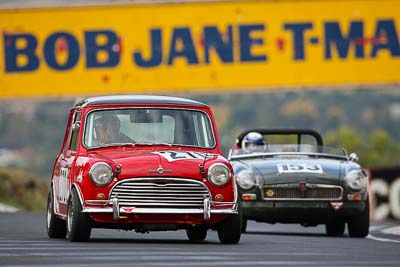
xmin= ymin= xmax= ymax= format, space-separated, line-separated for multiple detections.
xmin=235 ymin=128 xmax=324 ymax=148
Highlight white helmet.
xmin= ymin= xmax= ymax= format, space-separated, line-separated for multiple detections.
xmin=242 ymin=132 xmax=266 ymax=153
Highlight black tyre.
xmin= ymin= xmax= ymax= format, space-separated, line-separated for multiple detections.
xmin=217 ymin=204 xmax=242 ymax=244
xmin=348 ymin=199 xmax=370 ymax=238
xmin=325 ymin=218 xmax=345 ymax=236
xmin=241 ymin=217 xmax=247 ymax=233
xmin=67 ymin=188 xmax=92 ymax=242
xmin=186 ymin=225 xmax=207 ymax=242
xmin=46 ymin=191 xmax=67 ymax=238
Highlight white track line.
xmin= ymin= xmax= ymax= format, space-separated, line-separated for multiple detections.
xmin=367 ymin=234 xmax=400 ymax=243
xmin=0 ymin=203 xmax=18 ymax=213
xmin=382 ymin=225 xmax=400 ymax=235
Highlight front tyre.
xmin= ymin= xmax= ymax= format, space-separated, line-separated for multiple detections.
xmin=325 ymin=218 xmax=345 ymax=236
xmin=241 ymin=217 xmax=247 ymax=233
xmin=186 ymin=225 xmax=207 ymax=242
xmin=67 ymin=188 xmax=91 ymax=242
xmin=46 ymin=191 xmax=67 ymax=238
xmin=347 ymin=199 xmax=370 ymax=238
xmin=217 ymin=204 xmax=242 ymax=244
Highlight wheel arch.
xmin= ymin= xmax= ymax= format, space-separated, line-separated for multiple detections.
xmin=71 ymin=183 xmax=85 ymax=207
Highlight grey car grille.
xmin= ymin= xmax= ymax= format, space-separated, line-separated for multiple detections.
xmin=263 ymin=184 xmax=343 ymax=200
xmin=110 ymin=178 xmax=210 ymax=208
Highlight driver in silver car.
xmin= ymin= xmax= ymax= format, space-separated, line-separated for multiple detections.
xmin=242 ymin=132 xmax=267 ymax=153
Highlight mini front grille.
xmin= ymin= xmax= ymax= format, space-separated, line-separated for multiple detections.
xmin=110 ymin=178 xmax=210 ymax=208
xmin=263 ymin=184 xmax=343 ymax=200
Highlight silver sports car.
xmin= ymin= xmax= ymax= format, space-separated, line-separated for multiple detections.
xmin=229 ymin=129 xmax=369 ymax=237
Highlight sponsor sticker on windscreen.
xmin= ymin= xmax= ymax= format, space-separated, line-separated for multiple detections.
xmin=277 ymin=163 xmax=323 ymax=174
xmin=154 ymin=151 xmax=206 ymax=162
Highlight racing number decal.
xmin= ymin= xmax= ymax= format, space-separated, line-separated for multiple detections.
xmin=154 ymin=151 xmax=206 ymax=162
xmin=58 ymin=167 xmax=70 ymax=204
xmin=277 ymin=163 xmax=323 ymax=174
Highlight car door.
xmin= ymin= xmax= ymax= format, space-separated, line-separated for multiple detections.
xmin=53 ymin=110 xmax=81 ymax=216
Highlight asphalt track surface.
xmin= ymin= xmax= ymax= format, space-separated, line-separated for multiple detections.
xmin=0 ymin=212 xmax=399 ymax=267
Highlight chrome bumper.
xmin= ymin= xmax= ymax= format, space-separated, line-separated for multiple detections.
xmin=82 ymin=197 xmax=237 ymax=222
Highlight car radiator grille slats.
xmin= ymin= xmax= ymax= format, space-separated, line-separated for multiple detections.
xmin=263 ymin=185 xmax=342 ymax=200
xmin=110 ymin=178 xmax=210 ymax=208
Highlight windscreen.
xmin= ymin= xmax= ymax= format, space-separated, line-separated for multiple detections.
xmin=231 ymin=144 xmax=346 ymax=158
xmin=83 ymin=108 xmax=215 ymax=149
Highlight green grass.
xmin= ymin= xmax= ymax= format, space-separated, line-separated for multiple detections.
xmin=0 ymin=167 xmax=49 ymax=211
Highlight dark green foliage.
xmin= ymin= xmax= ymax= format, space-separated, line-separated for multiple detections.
xmin=0 ymin=167 xmax=49 ymax=211
xmin=0 ymin=100 xmax=73 ymax=177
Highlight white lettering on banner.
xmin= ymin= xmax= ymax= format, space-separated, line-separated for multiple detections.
xmin=370 ymin=179 xmax=390 ymax=221
xmin=389 ymin=178 xmax=400 ymax=220
xmin=277 ymin=163 xmax=323 ymax=174
xmin=154 ymin=151 xmax=206 ymax=162
xmin=59 ymin=167 xmax=70 ymax=204
xmin=370 ymin=177 xmax=400 ymax=221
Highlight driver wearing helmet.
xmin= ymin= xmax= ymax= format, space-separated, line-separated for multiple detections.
xmin=242 ymin=132 xmax=266 ymax=153
xmin=94 ymin=114 xmax=133 ymax=145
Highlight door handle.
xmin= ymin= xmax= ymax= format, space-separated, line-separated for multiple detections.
xmin=60 ymin=155 xmax=66 ymax=161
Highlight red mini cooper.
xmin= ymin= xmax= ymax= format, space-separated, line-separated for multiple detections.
xmin=46 ymin=95 xmax=241 ymax=243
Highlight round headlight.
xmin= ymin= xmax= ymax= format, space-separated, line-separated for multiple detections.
xmin=89 ymin=162 xmax=113 ymax=186
xmin=236 ymin=170 xmax=256 ymax=190
xmin=208 ymin=163 xmax=231 ymax=187
xmin=346 ymin=170 xmax=367 ymax=191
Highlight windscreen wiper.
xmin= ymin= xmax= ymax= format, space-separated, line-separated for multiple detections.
xmin=134 ymin=142 xmax=173 ymax=147
xmin=88 ymin=143 xmax=136 ymax=149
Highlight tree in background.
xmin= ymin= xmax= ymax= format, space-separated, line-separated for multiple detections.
xmin=325 ymin=127 xmax=400 ymax=167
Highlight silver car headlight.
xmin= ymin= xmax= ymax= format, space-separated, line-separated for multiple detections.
xmin=345 ymin=170 xmax=367 ymax=191
xmin=89 ymin=162 xmax=113 ymax=186
xmin=208 ymin=163 xmax=231 ymax=187
xmin=236 ymin=170 xmax=256 ymax=190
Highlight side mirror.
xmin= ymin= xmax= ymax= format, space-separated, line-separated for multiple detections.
xmin=349 ymin=153 xmax=359 ymax=162
xmin=72 ymin=121 xmax=81 ymax=132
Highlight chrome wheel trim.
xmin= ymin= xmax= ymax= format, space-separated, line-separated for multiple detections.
xmin=67 ymin=199 xmax=74 ymax=234
xmin=46 ymin=196 xmax=52 ymax=230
